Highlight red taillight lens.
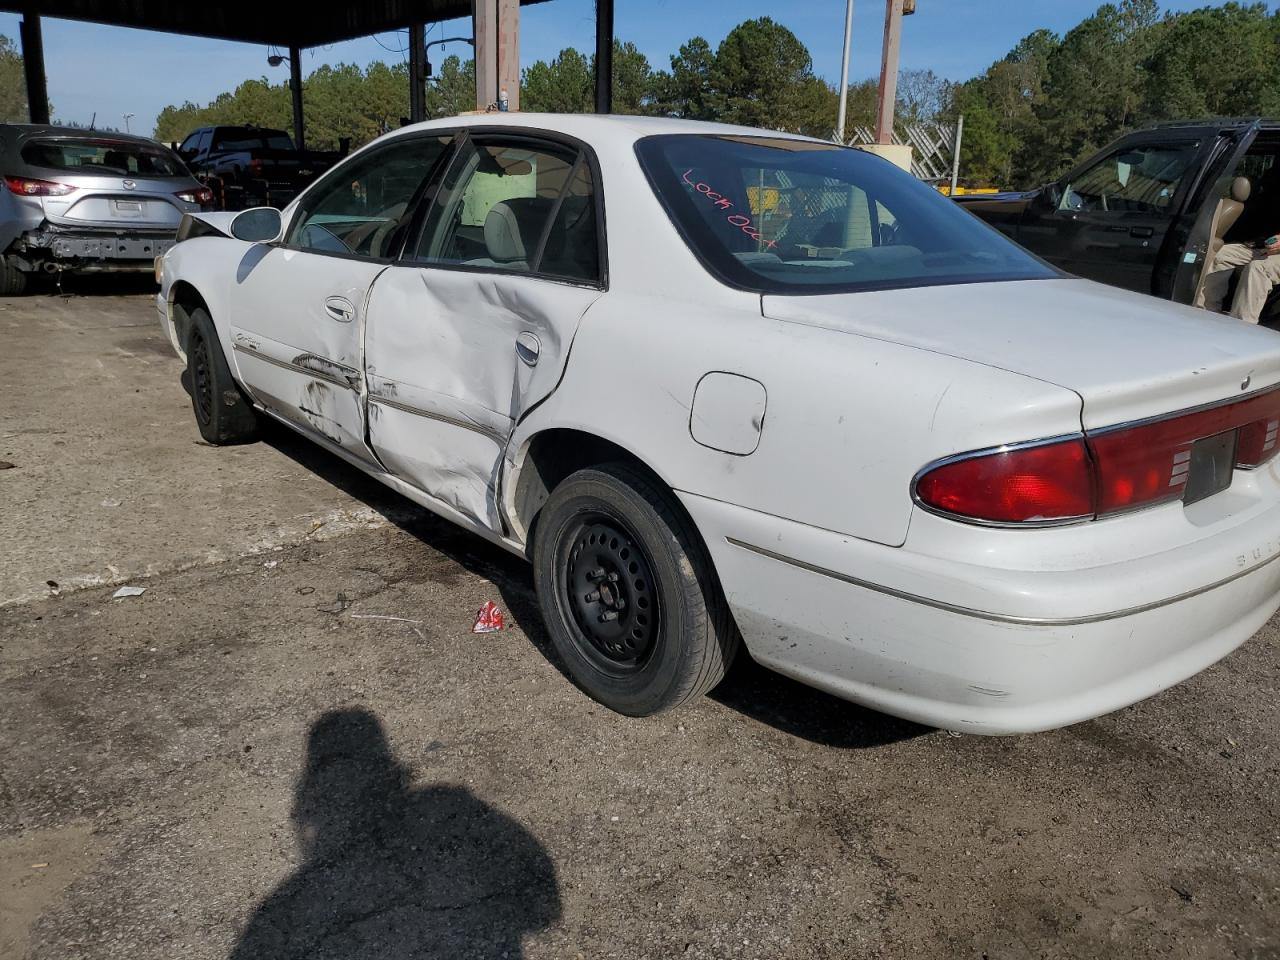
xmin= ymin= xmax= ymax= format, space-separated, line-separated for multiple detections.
xmin=175 ymin=186 xmax=214 ymax=206
xmin=248 ymin=158 xmax=264 ymax=176
xmin=1091 ymin=386 xmax=1280 ymax=513
xmin=4 ymin=175 xmax=74 ymax=196
xmin=917 ymin=386 xmax=1280 ymax=526
xmin=915 ymin=438 xmax=1095 ymax=524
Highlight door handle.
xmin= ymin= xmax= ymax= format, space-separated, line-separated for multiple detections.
xmin=324 ymin=296 xmax=356 ymax=323
xmin=515 ymin=332 xmax=541 ymax=366
xmin=1130 ymin=226 xmax=1154 ymax=238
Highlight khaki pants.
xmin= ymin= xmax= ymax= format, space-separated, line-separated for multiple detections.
xmin=1199 ymin=242 xmax=1280 ymax=323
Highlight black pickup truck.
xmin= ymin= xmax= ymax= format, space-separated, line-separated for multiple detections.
xmin=175 ymin=125 xmax=347 ymax=210
xmin=957 ymin=118 xmax=1280 ymax=319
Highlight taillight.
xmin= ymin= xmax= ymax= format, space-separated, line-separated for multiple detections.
xmin=175 ymin=186 xmax=214 ymax=206
xmin=915 ymin=437 xmax=1094 ymax=524
xmin=248 ymin=158 xmax=264 ymax=177
xmin=915 ymin=385 xmax=1280 ymax=526
xmin=4 ymin=175 xmax=74 ymax=196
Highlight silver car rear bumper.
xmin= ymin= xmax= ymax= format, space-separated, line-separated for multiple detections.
xmin=16 ymin=225 xmax=176 ymax=265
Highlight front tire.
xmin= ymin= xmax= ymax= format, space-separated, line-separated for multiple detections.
xmin=186 ymin=306 xmax=259 ymax=444
xmin=533 ymin=463 xmax=739 ymax=716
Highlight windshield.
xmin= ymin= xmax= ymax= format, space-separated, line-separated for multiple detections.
xmin=213 ymin=129 xmax=294 ymax=152
xmin=22 ymin=138 xmax=187 ymax=178
xmin=635 ymin=134 xmax=1056 ymax=294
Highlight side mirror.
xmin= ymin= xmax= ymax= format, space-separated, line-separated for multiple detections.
xmin=1038 ymin=182 xmax=1062 ymax=210
xmin=230 ymin=206 xmax=283 ymax=243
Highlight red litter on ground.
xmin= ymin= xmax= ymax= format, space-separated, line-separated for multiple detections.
xmin=472 ymin=601 xmax=504 ymax=633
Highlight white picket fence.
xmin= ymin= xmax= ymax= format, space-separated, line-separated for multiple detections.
xmin=845 ymin=122 xmax=959 ymax=183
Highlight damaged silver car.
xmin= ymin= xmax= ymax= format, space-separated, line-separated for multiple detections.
xmin=0 ymin=124 xmax=211 ymax=293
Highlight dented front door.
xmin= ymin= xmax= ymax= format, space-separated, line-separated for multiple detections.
xmin=228 ymin=243 xmax=383 ymax=462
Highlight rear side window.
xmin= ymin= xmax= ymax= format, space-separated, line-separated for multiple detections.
xmin=22 ymin=139 xmax=186 ymax=177
xmin=413 ymin=137 xmax=602 ymax=285
xmin=636 ymin=134 xmax=1054 ymax=294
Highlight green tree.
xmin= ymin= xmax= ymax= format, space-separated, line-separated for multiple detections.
xmin=652 ymin=37 xmax=717 ymax=120
xmin=425 ymin=55 xmax=476 ymax=118
xmin=707 ymin=17 xmax=833 ymax=135
xmin=1141 ymin=2 xmax=1280 ymax=120
xmin=1026 ymin=0 xmax=1159 ymax=182
xmin=520 ymin=40 xmax=654 ymax=114
xmin=0 ymin=34 xmax=28 ymax=123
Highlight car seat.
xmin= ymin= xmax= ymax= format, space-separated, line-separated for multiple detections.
xmin=1193 ymin=176 xmax=1251 ymax=308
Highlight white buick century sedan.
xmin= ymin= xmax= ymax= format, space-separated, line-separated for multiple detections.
xmin=157 ymin=113 xmax=1280 ymax=734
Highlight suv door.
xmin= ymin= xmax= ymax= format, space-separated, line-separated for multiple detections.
xmin=227 ymin=133 xmax=454 ymax=461
xmin=363 ymin=132 xmax=605 ymax=531
xmin=1017 ymin=137 xmax=1204 ymax=293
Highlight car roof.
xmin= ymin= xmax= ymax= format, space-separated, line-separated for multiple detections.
xmin=389 ymin=112 xmax=826 ymax=146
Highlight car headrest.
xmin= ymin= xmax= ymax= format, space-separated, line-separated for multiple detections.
xmin=1231 ymin=176 xmax=1252 ymax=203
xmin=484 ymin=197 xmax=556 ymax=264
xmin=103 ymin=150 xmax=130 ymax=170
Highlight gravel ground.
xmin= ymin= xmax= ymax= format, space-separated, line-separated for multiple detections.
xmin=1 ymin=288 xmax=1278 ymax=959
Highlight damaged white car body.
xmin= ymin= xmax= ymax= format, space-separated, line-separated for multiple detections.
xmin=158 ymin=113 xmax=1280 ymax=734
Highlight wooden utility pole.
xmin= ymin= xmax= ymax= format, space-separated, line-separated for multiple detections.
xmin=874 ymin=0 xmax=905 ymax=144
xmin=474 ymin=0 xmax=520 ymax=111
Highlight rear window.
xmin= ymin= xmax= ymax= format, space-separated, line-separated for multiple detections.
xmin=635 ymin=134 xmax=1056 ymax=294
xmin=213 ymin=129 xmax=293 ymax=152
xmin=22 ymin=138 xmax=186 ymax=177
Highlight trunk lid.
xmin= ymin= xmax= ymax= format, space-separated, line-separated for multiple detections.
xmin=40 ymin=175 xmax=190 ymax=229
xmin=761 ymin=277 xmax=1280 ymax=429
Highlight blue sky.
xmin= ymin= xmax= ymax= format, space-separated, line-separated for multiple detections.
xmin=0 ymin=0 xmax=1261 ymax=135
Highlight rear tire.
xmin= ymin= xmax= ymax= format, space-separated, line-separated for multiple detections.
xmin=0 ymin=256 xmax=28 ymax=295
xmin=186 ymin=306 xmax=259 ymax=444
xmin=532 ymin=463 xmax=739 ymax=716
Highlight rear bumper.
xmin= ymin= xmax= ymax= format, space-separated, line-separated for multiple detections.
xmin=681 ymin=479 xmax=1280 ymax=734
xmin=20 ymin=226 xmax=176 ymax=264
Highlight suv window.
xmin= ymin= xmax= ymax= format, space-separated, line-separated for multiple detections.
xmin=287 ymin=135 xmax=452 ymax=260
xmin=212 ymin=128 xmax=294 ymax=152
xmin=413 ymin=137 xmax=602 ymax=284
xmin=1059 ymin=141 xmax=1199 ymax=214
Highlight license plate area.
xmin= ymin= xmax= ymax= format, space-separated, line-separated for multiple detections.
xmin=1183 ymin=430 xmax=1238 ymax=505
xmin=111 ymin=199 xmax=142 ymax=216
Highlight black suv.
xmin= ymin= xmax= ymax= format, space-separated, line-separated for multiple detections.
xmin=958 ymin=118 xmax=1280 ymax=320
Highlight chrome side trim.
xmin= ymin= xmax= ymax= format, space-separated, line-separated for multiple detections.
xmin=909 ymin=433 xmax=1092 ymax=529
xmin=232 ymin=342 xmax=356 ymax=391
xmin=368 ymin=393 xmax=509 ymax=445
xmin=725 ymin=536 xmax=1280 ymax=626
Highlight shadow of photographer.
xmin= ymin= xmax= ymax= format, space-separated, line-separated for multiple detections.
xmin=231 ymin=708 xmax=560 ymax=959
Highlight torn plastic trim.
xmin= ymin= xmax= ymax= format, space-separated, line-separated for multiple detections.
xmin=231 ymin=342 xmax=359 ymax=391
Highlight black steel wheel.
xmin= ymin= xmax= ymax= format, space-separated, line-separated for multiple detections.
xmin=184 ymin=305 xmax=259 ymax=445
xmin=560 ymin=514 xmax=661 ymax=675
xmin=189 ymin=328 xmax=215 ymax=427
xmin=533 ymin=462 xmax=739 ymax=716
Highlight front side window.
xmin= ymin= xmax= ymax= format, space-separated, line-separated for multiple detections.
xmin=22 ymin=138 xmax=186 ymax=177
xmin=413 ymin=137 xmax=601 ymax=283
xmin=287 ymin=135 xmax=452 ymax=259
xmin=1059 ymin=141 xmax=1199 ymax=214
xmin=636 ymin=134 xmax=1055 ymax=294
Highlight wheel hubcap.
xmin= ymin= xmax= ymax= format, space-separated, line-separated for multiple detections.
xmin=564 ymin=518 xmax=658 ymax=671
